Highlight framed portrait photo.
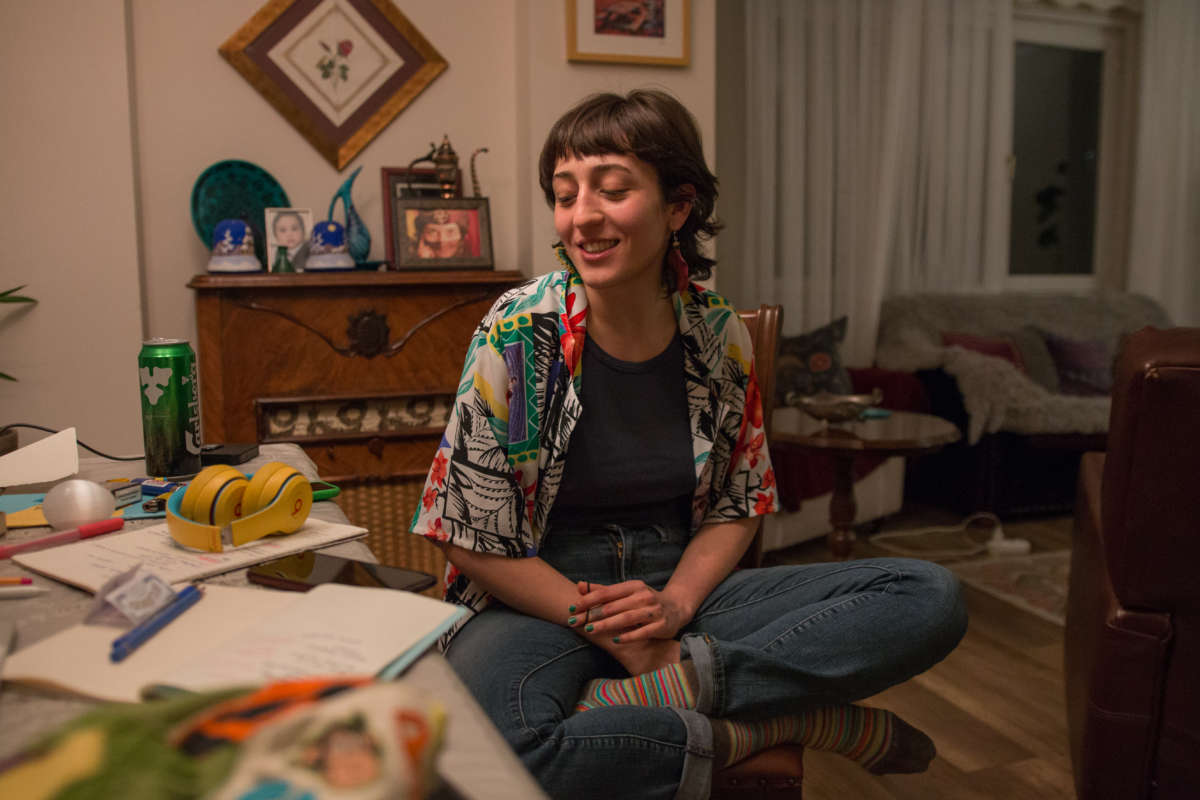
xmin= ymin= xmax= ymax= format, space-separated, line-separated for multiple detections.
xmin=390 ymin=198 xmax=493 ymax=270
xmin=220 ymin=0 xmax=447 ymax=171
xmin=566 ymin=0 xmax=690 ymax=66
xmin=264 ymin=207 xmax=314 ymax=272
xmin=381 ymin=167 xmax=464 ymax=266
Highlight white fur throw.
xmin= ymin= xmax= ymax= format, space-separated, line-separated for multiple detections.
xmin=874 ymin=291 xmax=1169 ymax=442
xmin=942 ymin=347 xmax=1110 ymax=444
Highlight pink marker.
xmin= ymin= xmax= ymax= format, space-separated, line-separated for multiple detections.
xmin=0 ymin=518 xmax=125 ymax=560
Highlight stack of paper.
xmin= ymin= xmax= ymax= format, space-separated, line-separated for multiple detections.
xmin=13 ymin=518 xmax=368 ymax=592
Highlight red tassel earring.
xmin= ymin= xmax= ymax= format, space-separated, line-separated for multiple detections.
xmin=669 ymin=230 xmax=690 ymax=292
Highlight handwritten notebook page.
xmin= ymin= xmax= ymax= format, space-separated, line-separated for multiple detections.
xmin=13 ymin=518 xmax=367 ymax=593
xmin=2 ymin=583 xmax=466 ymax=704
xmin=2 ymin=585 xmax=295 ymax=703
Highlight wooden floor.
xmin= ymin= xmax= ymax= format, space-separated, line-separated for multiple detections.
xmin=763 ymin=507 xmax=1077 ymax=799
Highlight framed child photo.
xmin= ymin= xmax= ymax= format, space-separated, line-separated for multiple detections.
xmin=566 ymin=0 xmax=690 ymax=66
xmin=390 ymin=197 xmax=493 ymax=270
xmin=264 ymin=207 xmax=314 ymax=272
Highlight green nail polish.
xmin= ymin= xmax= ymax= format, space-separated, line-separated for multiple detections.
xmin=613 ymin=636 xmax=621 ymax=643
xmin=568 ymin=616 xmax=577 ymax=625
xmin=569 ymin=605 xmax=577 ymax=613
xmin=585 ymin=624 xmax=594 ymax=633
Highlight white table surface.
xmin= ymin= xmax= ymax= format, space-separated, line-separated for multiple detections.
xmin=0 ymin=444 xmax=546 ymax=800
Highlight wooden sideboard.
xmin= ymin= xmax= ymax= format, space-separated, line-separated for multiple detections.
xmin=189 ymin=270 xmax=525 ymax=484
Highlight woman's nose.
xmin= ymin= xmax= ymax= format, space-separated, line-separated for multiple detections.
xmin=572 ymin=190 xmax=604 ymax=227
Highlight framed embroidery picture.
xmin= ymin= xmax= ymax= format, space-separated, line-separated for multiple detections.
xmin=566 ymin=0 xmax=690 ymax=66
xmin=220 ymin=0 xmax=447 ymax=170
xmin=390 ymin=198 xmax=494 ymax=270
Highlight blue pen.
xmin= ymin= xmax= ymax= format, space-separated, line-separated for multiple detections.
xmin=110 ymin=585 xmax=204 ymax=663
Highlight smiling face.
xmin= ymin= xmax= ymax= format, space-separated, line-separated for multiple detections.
xmin=273 ymin=214 xmax=304 ymax=249
xmin=552 ymin=152 xmax=690 ymax=295
xmin=417 ymin=220 xmax=464 ymax=258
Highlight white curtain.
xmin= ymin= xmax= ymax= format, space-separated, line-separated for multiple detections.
xmin=738 ymin=0 xmax=1013 ymax=364
xmin=1127 ymin=0 xmax=1200 ymax=327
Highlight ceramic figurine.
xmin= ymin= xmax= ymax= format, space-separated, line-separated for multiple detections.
xmin=328 ymin=166 xmax=370 ymax=264
xmin=305 ymin=220 xmax=356 ymax=271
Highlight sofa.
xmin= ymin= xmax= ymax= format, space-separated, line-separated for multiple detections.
xmin=1065 ymin=326 xmax=1200 ymax=799
xmin=873 ymin=291 xmax=1170 ymax=516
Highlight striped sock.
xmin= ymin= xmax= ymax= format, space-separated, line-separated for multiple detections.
xmin=574 ymin=661 xmax=699 ymax=713
xmin=711 ymin=705 xmax=933 ymax=774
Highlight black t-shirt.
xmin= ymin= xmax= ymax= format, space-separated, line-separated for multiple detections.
xmin=546 ymin=331 xmax=696 ymax=531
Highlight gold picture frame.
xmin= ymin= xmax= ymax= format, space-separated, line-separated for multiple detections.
xmin=566 ymin=0 xmax=690 ymax=67
xmin=220 ymin=0 xmax=447 ymax=171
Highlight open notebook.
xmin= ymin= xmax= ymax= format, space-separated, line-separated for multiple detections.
xmin=2 ymin=583 xmax=467 ymax=704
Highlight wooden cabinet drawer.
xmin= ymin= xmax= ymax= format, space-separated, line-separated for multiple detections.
xmin=191 ymin=270 xmax=522 ymax=481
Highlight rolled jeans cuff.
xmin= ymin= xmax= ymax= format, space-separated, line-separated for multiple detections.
xmin=669 ymin=706 xmax=714 ymax=800
xmin=680 ymin=632 xmax=716 ymax=716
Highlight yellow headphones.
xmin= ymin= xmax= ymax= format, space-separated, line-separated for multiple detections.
xmin=166 ymin=462 xmax=314 ymax=552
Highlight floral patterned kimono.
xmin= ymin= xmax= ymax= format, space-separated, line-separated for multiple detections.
xmin=410 ymin=263 xmax=778 ymax=643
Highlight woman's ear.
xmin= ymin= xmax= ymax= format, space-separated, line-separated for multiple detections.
xmin=669 ymin=184 xmax=696 ymax=227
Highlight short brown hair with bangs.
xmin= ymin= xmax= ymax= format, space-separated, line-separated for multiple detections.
xmin=538 ymin=89 xmax=721 ymax=286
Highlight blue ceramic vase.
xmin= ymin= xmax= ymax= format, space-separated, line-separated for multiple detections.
xmin=328 ymin=166 xmax=370 ymax=265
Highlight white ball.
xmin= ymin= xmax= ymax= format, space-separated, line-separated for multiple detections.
xmin=42 ymin=479 xmax=116 ymax=530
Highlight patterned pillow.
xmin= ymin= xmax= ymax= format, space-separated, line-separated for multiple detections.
xmin=775 ymin=316 xmax=853 ymax=407
xmin=1039 ymin=330 xmax=1114 ymax=396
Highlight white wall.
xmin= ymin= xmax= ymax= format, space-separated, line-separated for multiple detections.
xmin=0 ymin=0 xmax=144 ymax=455
xmin=0 ymin=0 xmax=716 ymax=454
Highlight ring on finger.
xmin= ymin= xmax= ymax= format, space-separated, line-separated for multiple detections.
xmin=586 ymin=604 xmax=605 ymax=623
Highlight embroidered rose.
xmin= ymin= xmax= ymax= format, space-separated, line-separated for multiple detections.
xmin=317 ymin=40 xmax=352 ymax=88
xmin=808 ymin=352 xmax=832 ymax=373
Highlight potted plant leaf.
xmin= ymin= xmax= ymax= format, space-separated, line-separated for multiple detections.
xmin=1 ymin=285 xmax=36 ymax=382
xmin=1 ymin=286 xmax=35 ymax=456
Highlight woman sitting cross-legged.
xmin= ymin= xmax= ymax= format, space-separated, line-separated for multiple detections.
xmin=409 ymin=89 xmax=968 ymax=800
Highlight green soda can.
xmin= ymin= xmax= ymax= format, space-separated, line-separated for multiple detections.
xmin=138 ymin=338 xmax=202 ymax=477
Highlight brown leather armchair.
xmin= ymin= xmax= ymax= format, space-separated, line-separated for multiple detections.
xmin=1065 ymin=326 xmax=1200 ymax=799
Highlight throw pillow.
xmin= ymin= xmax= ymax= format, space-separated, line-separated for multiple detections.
xmin=775 ymin=316 xmax=853 ymax=407
xmin=1039 ymin=330 xmax=1114 ymax=396
xmin=1005 ymin=325 xmax=1060 ymax=393
xmin=941 ymin=331 xmax=1027 ymax=372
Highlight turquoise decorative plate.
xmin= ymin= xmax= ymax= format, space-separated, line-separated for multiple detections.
xmin=191 ymin=160 xmax=288 ymax=267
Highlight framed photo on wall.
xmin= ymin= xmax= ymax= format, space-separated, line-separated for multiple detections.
xmin=264 ymin=207 xmax=314 ymax=272
xmin=219 ymin=0 xmax=448 ymax=171
xmin=390 ymin=197 xmax=493 ymax=270
xmin=566 ymin=0 xmax=690 ymax=66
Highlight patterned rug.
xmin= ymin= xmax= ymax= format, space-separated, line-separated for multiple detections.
xmin=950 ymin=550 xmax=1071 ymax=626
xmin=334 ymin=480 xmax=446 ymax=599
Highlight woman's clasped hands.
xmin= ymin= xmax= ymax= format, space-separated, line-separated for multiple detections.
xmin=567 ymin=579 xmax=690 ymax=643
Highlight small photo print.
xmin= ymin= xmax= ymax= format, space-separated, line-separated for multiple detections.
xmin=594 ymin=0 xmax=665 ymax=38
xmin=265 ymin=207 xmax=314 ymax=272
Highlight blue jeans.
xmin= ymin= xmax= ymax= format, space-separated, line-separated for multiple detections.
xmin=445 ymin=523 xmax=967 ymax=800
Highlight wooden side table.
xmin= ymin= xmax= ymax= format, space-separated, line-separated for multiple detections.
xmin=771 ymin=407 xmax=960 ymax=558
